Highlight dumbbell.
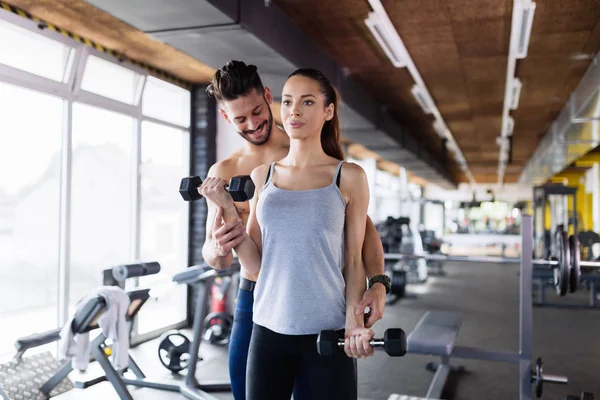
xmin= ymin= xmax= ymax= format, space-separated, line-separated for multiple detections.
xmin=179 ymin=175 xmax=255 ymax=202
xmin=316 ymin=328 xmax=407 ymax=357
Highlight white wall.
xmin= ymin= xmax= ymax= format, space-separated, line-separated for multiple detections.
xmin=216 ymin=111 xmax=246 ymax=162
xmin=425 ymin=183 xmax=533 ymax=203
xmin=585 ymin=163 xmax=600 ymax=233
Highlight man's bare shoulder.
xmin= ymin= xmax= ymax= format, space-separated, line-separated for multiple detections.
xmin=206 ymin=150 xmax=246 ymax=180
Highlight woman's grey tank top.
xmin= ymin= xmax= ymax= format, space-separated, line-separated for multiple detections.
xmin=253 ymin=161 xmax=347 ymax=335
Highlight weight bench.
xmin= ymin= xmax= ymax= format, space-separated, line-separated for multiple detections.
xmin=1 ymin=288 xmax=150 ymax=400
xmin=3 ymin=261 xmax=229 ymax=400
xmin=406 ymin=311 xmax=463 ymax=399
xmin=532 ymin=267 xmax=600 ymax=308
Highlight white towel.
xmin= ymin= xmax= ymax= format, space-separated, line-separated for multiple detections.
xmin=58 ymin=286 xmax=131 ymax=371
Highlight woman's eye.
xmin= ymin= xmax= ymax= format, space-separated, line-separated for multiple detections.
xmin=282 ymin=101 xmax=291 ymax=106
xmin=304 ymin=101 xmax=313 ymax=106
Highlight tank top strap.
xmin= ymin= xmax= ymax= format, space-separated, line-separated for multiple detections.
xmin=264 ymin=162 xmax=276 ymax=185
xmin=332 ymin=160 xmax=345 ymax=186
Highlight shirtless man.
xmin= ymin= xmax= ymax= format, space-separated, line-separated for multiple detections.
xmin=201 ymin=60 xmax=389 ymax=400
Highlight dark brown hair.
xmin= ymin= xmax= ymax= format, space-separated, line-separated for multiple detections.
xmin=206 ymin=60 xmax=264 ymax=103
xmin=288 ymin=68 xmax=345 ymax=160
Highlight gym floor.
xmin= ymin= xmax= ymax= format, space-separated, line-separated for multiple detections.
xmin=54 ymin=261 xmax=600 ymax=400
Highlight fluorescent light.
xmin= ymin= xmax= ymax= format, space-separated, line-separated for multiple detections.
xmin=433 ymin=119 xmax=446 ymax=138
xmin=366 ymin=0 xmax=477 ymax=185
xmin=364 ymin=12 xmax=406 ymax=68
xmin=505 ymin=116 xmax=515 ymax=136
xmin=509 ymin=78 xmax=522 ymax=110
xmin=499 ymin=0 xmax=536 ymax=185
xmin=411 ymin=85 xmax=433 ymax=114
xmin=512 ymin=0 xmax=536 ymax=59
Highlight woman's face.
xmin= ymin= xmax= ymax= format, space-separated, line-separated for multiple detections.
xmin=281 ymin=75 xmax=334 ymax=140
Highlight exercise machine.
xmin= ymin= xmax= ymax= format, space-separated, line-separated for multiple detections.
xmin=533 ymin=184 xmax=578 ymax=260
xmin=384 ymin=215 xmax=569 ymax=399
xmin=0 ymin=263 xmax=157 ymax=400
xmin=0 ymin=261 xmax=236 ymax=400
xmin=117 ymin=262 xmax=238 ymax=399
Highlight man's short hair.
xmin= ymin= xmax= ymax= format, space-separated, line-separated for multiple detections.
xmin=206 ymin=60 xmax=265 ymax=103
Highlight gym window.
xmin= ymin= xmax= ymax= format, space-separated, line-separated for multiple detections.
xmin=0 ymin=18 xmax=75 ymax=82
xmin=0 ymin=8 xmax=192 ymax=354
xmin=142 ymin=76 xmax=191 ymax=128
xmin=81 ymin=54 xmax=145 ymax=105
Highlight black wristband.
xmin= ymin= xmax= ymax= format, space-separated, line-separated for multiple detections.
xmin=368 ymin=274 xmax=391 ymax=294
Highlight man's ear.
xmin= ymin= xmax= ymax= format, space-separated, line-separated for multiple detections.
xmin=264 ymin=87 xmax=273 ymax=105
xmin=218 ymin=108 xmax=231 ymax=123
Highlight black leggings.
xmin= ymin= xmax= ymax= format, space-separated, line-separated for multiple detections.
xmin=246 ymin=324 xmax=357 ymax=400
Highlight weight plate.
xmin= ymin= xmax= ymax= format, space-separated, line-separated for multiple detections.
xmin=157 ymin=332 xmax=191 ymax=373
xmin=553 ymin=230 xmax=570 ymax=296
xmin=535 ymin=358 xmax=543 ymax=398
xmin=390 ymin=270 xmax=406 ymax=297
xmin=203 ymin=312 xmax=233 ymax=345
xmin=569 ymin=235 xmax=581 ymax=293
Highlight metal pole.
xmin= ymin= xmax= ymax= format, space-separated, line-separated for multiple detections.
xmin=57 ymin=99 xmax=73 ymax=328
xmin=520 ymin=215 xmax=533 ymax=400
xmin=185 ymin=277 xmax=210 ymax=388
xmin=383 ymin=252 xmax=600 ymax=268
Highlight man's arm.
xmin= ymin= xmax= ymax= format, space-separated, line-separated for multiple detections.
xmin=362 ymin=217 xmax=385 ymax=278
xmin=201 ymin=163 xmax=245 ymax=270
xmin=355 ymin=216 xmax=387 ymax=328
xmin=199 ymin=168 xmax=266 ymax=275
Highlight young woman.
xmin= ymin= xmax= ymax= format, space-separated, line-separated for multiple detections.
xmin=200 ymin=68 xmax=375 ymax=399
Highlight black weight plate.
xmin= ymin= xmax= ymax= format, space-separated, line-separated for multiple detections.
xmin=204 ymin=312 xmax=233 ymax=345
xmin=535 ymin=358 xmax=543 ymax=398
xmin=390 ymin=270 xmax=406 ymax=297
xmin=553 ymin=230 xmax=570 ymax=296
xmin=569 ymin=235 xmax=581 ymax=293
xmin=157 ymin=332 xmax=191 ymax=372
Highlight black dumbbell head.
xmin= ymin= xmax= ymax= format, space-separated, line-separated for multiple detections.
xmin=180 ymin=176 xmax=202 ymax=201
xmin=316 ymin=330 xmax=339 ymax=356
xmin=228 ymin=175 xmax=255 ymax=202
xmin=384 ymin=329 xmax=407 ymax=357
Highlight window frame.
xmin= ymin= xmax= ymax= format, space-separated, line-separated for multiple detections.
xmin=0 ymin=7 xmax=191 ymax=344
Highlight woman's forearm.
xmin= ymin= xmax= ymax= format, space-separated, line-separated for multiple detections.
xmin=221 ymin=205 xmax=262 ymax=275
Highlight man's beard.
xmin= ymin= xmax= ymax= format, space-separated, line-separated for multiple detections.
xmin=237 ymin=102 xmax=273 ymax=146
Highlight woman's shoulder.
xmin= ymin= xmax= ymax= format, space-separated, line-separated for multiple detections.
xmin=250 ymin=163 xmax=272 ymax=191
xmin=339 ymin=161 xmax=366 ymax=178
xmin=251 ymin=163 xmax=271 ymax=177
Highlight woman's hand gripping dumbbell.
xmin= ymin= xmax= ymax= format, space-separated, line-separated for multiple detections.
xmin=316 ymin=328 xmax=407 ymax=357
xmin=179 ymin=175 xmax=255 ymax=202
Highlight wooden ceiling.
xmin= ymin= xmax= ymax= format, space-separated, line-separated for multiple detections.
xmin=273 ymin=0 xmax=600 ymax=183
xmin=2 ymin=0 xmax=215 ymax=83
xmin=4 ymin=0 xmax=600 ymax=185
xmin=1 ymin=0 xmax=416 ymax=179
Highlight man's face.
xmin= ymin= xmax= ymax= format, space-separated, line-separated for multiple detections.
xmin=220 ymin=88 xmax=273 ymax=146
